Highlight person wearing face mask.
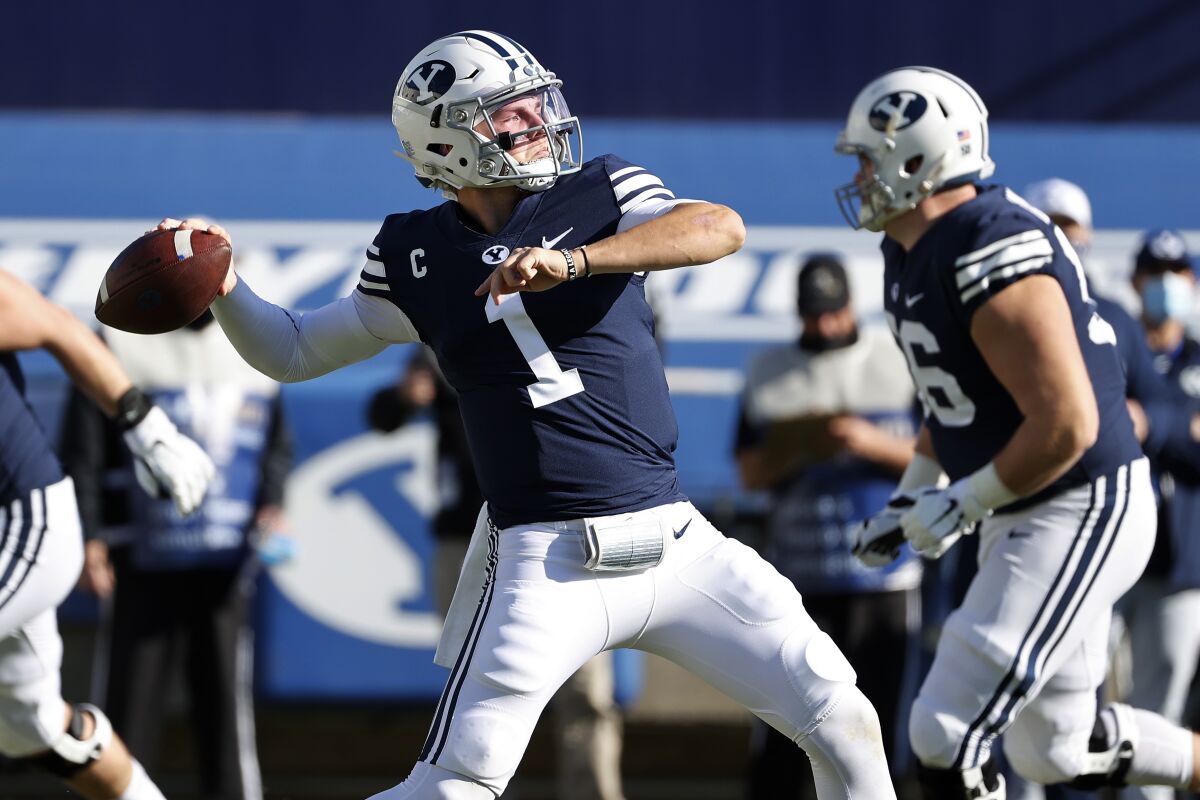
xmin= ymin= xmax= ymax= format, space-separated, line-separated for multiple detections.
xmin=734 ymin=254 xmax=921 ymax=798
xmin=1114 ymin=229 xmax=1200 ymax=800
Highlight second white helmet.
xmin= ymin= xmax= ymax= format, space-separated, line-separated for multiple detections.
xmin=835 ymin=66 xmax=994 ymax=231
xmin=392 ymin=31 xmax=583 ymax=194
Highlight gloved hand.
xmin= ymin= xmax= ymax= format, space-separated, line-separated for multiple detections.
xmin=900 ymin=480 xmax=990 ymax=559
xmin=852 ymin=492 xmax=916 ymax=566
xmin=122 ymin=405 xmax=216 ymax=516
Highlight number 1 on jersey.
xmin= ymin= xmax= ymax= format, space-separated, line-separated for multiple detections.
xmin=485 ymin=294 xmax=585 ymax=408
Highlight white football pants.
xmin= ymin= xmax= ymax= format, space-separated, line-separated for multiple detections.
xmin=910 ymin=458 xmax=1192 ymax=787
xmin=0 ymin=477 xmax=85 ymax=756
xmin=373 ymin=500 xmax=896 ymax=799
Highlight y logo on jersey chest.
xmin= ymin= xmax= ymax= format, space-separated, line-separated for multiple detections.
xmin=482 ymin=245 xmax=510 ymax=265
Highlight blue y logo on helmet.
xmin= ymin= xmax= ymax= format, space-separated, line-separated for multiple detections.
xmin=869 ymin=92 xmax=927 ymax=132
xmin=401 ymin=60 xmax=457 ymax=106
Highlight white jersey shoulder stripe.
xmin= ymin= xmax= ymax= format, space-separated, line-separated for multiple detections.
xmin=608 ymin=165 xmax=645 ymax=182
xmin=619 ymin=189 xmax=674 ymax=215
xmin=612 ymin=172 xmax=665 ymax=202
xmin=956 ymin=238 xmax=1055 ymax=289
xmin=954 ymin=229 xmax=1046 ymax=268
xmin=362 ymin=260 xmax=386 ymax=279
xmin=358 ymin=277 xmax=389 ymax=292
xmin=959 ymin=256 xmax=1053 ymax=303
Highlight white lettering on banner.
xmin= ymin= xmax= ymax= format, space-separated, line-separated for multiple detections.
xmin=272 ymin=425 xmax=442 ymax=648
xmin=0 ymin=219 xmax=1190 ymax=342
xmin=0 ymin=245 xmax=59 ymax=291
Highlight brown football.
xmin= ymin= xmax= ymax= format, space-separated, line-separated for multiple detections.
xmin=95 ymin=228 xmax=231 ymax=334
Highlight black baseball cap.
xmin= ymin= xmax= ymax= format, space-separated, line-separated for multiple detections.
xmin=1134 ymin=229 xmax=1193 ymax=274
xmin=797 ymin=254 xmax=850 ymax=315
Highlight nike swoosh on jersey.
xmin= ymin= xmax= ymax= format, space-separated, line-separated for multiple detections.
xmin=904 ymin=293 xmax=925 ymax=308
xmin=541 ymin=228 xmax=574 ymax=249
xmin=673 ymin=520 xmax=691 ymax=539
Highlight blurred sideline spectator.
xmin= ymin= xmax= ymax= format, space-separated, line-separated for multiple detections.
xmin=367 ymin=348 xmax=625 ymax=800
xmin=733 ymin=254 xmax=920 ymax=797
xmin=62 ymin=311 xmax=290 ymax=800
xmin=1119 ymin=230 xmax=1200 ymax=800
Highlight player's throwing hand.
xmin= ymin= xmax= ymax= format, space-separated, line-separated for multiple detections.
xmin=475 ymin=246 xmax=574 ymax=304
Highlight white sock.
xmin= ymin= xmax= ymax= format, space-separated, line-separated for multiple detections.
xmin=117 ymin=760 xmax=165 ymax=800
xmin=1107 ymin=704 xmax=1194 ymax=789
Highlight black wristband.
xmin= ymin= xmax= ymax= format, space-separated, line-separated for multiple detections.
xmin=114 ymin=386 xmax=153 ymax=431
xmin=561 ymin=248 xmax=578 ymax=281
xmin=579 ymin=245 xmax=592 ymax=278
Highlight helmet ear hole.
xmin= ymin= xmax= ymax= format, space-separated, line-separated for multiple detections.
xmin=901 ymin=155 xmax=924 ymax=178
xmin=426 ymin=143 xmax=452 ymax=156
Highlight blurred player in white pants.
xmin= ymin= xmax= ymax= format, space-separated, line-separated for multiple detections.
xmin=840 ymin=68 xmax=1200 ymax=799
xmin=0 ymin=268 xmax=214 ymax=799
xmin=164 ymin=29 xmax=899 ymax=800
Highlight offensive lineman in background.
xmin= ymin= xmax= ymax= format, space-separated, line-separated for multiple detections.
xmin=157 ymin=29 xmax=898 ymax=800
xmin=840 ymin=67 xmax=1200 ymax=798
xmin=0 ymin=268 xmax=214 ymax=798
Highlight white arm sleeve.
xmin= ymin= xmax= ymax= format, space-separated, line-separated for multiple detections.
xmin=210 ymin=280 xmax=419 ymax=383
xmin=616 ymin=196 xmax=700 ymax=233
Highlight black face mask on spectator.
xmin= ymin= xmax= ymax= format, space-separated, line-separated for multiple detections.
xmin=800 ymin=326 xmax=859 ymax=353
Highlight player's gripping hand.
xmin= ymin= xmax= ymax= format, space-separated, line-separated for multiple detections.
xmin=475 ymin=246 xmax=571 ymax=304
xmin=122 ymin=405 xmax=217 ymax=516
xmin=156 ymin=217 xmax=237 ymax=297
xmin=900 ymin=480 xmax=991 ymax=559
xmin=852 ymin=493 xmax=916 ymax=566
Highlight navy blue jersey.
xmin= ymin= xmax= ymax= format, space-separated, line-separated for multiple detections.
xmin=0 ymin=352 xmax=64 ymax=504
xmin=357 ymin=155 xmax=685 ymax=528
xmin=1137 ymin=336 xmax=1200 ymax=587
xmin=881 ymin=184 xmax=1141 ymax=486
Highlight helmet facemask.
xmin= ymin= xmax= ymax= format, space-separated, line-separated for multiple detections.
xmin=457 ymin=85 xmax=582 ymax=192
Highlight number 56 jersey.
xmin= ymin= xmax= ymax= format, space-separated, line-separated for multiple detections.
xmin=357 ymin=155 xmax=687 ymax=529
xmin=881 ymin=184 xmax=1141 ymax=492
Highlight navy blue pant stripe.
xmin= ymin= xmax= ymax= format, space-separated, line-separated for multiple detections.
xmin=0 ymin=489 xmax=46 ymax=614
xmin=419 ymin=518 xmax=500 ymax=763
xmin=953 ymin=478 xmax=1103 ymax=768
xmin=0 ymin=495 xmax=33 ymax=599
xmin=1038 ymin=464 xmax=1132 ymax=683
xmin=975 ymin=467 xmax=1129 ymax=757
xmin=0 ymin=496 xmax=13 ymax=557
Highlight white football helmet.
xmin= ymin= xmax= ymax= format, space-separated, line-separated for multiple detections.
xmin=391 ymin=31 xmax=583 ymax=194
xmin=834 ymin=67 xmax=994 ymax=231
